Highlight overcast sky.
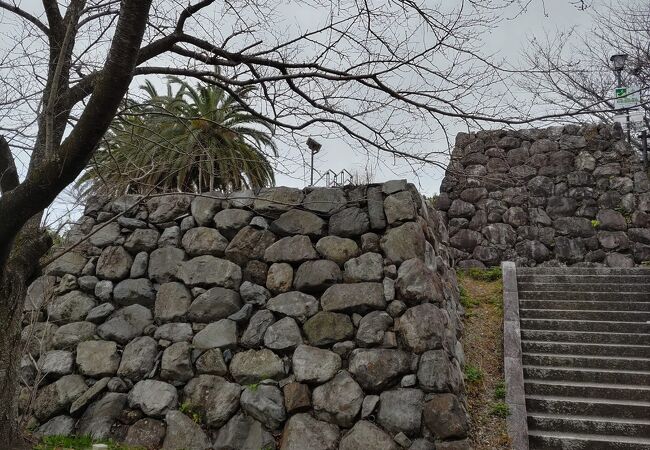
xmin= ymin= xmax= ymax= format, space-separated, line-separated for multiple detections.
xmin=0 ymin=0 xmax=615 ymax=228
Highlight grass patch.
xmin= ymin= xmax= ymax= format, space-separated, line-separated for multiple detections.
xmin=490 ymin=402 xmax=511 ymax=418
xmin=464 ymin=365 xmax=484 ymax=383
xmin=459 ymin=269 xmax=510 ymax=448
xmin=34 ymin=435 xmax=146 ymax=450
xmin=179 ymin=401 xmax=202 ymax=424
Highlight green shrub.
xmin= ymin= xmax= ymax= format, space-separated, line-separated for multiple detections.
xmin=34 ymin=435 xmax=146 ymax=450
xmin=494 ymin=381 xmax=506 ymax=400
xmin=465 ymin=267 xmax=502 ymax=282
xmin=490 ymin=402 xmax=510 ymax=418
xmin=464 ymin=365 xmax=484 ymax=383
xmin=591 ymin=219 xmax=601 ymax=229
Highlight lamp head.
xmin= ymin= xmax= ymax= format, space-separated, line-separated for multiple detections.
xmin=306 ymin=137 xmax=322 ymax=154
xmin=610 ymin=53 xmax=628 ymax=71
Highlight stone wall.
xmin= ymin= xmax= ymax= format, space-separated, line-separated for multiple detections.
xmin=436 ymin=123 xmax=650 ymax=268
xmin=20 ymin=181 xmax=468 ymax=450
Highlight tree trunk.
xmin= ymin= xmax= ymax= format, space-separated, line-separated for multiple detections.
xmin=0 ymin=266 xmax=27 ymax=444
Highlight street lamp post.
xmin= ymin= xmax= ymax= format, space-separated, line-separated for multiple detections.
xmin=610 ymin=53 xmax=629 ymax=140
xmin=306 ymin=138 xmax=322 ymax=186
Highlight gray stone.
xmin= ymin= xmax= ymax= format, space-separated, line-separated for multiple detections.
xmin=449 ymin=229 xmax=482 ymax=251
xmin=482 ymin=223 xmax=517 ymax=247
xmin=195 ymin=348 xmax=228 ymax=376
xmin=361 ymin=233 xmax=381 ymax=252
xmin=94 ymin=280 xmax=113 ymax=301
xmin=113 ymin=278 xmax=155 ymax=307
xmin=25 ymin=275 xmax=57 ymax=312
xmin=304 ymin=188 xmax=347 ymax=214
xmin=241 ymin=310 xmax=276 ymax=348
xmin=118 ymin=216 xmax=147 ymax=229
xmin=21 ymin=322 xmax=57 ymax=355
xmin=315 ymin=236 xmax=360 ymax=265
xmin=124 ymin=418 xmax=166 ymax=450
xmin=155 ymin=282 xmax=192 ymax=323
xmin=146 ymin=194 xmax=191 ymax=223
xmin=154 ymin=323 xmax=193 ymax=343
xmin=422 ymin=394 xmax=468 ymax=439
xmin=397 ymin=304 xmax=446 ymax=353
xmin=148 ymin=247 xmax=185 ymax=283
xmin=158 ymin=226 xmax=181 ymax=247
xmin=321 ymin=283 xmax=385 ymax=313
xmin=294 ymin=260 xmax=342 ymax=293
xmin=214 ymin=208 xmax=254 ymax=238
xmin=162 ymin=410 xmax=211 ymax=450
xmin=377 ymin=388 xmax=424 ymax=436
xmin=240 ymin=281 xmax=271 ymax=305
xmin=361 ymin=395 xmax=379 ymax=418
xmin=96 ymin=246 xmax=133 ymax=280
xmin=182 ymin=226 xmax=229 ymax=256
xmin=380 ymin=222 xmax=426 ymax=264
xmin=130 ymin=252 xmax=148 ymax=278
xmin=280 ymin=413 xmax=339 ymax=450
xmin=55 ymin=274 xmax=78 ymax=295
xmin=459 ymin=187 xmax=488 ymax=203
xmin=266 ymin=262 xmax=293 ymax=293
xmin=271 ymin=209 xmax=327 ymax=237
xmin=630 ymin=228 xmax=650 ymax=244
xmin=418 ymin=350 xmax=462 ymax=393
xmin=250 ymin=215 xmax=269 ymax=229
xmin=396 ymin=258 xmax=443 ymax=305
xmin=367 ymin=186 xmax=387 ymax=230
xmin=33 ymin=374 xmax=88 ymax=421
xmin=191 ymin=194 xmax=223 ymax=226
xmin=303 ymin=311 xmax=354 ymax=346
xmin=329 ymin=207 xmax=370 ymax=237
xmin=254 ymin=187 xmax=304 ymax=215
xmin=605 ymin=252 xmax=635 ymax=268
xmin=348 ymin=348 xmax=411 ymax=392
xmin=213 ymin=412 xmax=276 ymax=450
xmin=182 ymin=374 xmax=240 ymax=428
xmin=69 ymin=377 xmax=110 ymax=415
xmin=76 ymin=392 xmax=127 ymax=439
xmin=178 ymin=255 xmax=242 ymax=289
xmin=97 ymin=304 xmax=153 ymax=344
xmin=339 ymin=420 xmax=399 ymax=450
xmin=447 ymin=200 xmax=475 ymax=218
xmin=343 ymin=252 xmax=383 ymax=282
xmin=230 ymin=349 xmax=285 ymax=384
xmin=575 ymin=150 xmax=596 ymax=171
xmin=312 ymin=371 xmax=363 ymax=427
xmin=117 ymin=336 xmax=157 ymax=381
xmin=76 ymin=340 xmax=120 ymax=377
xmin=224 ymin=226 xmax=277 ymax=265
xmin=46 ymin=252 xmax=87 ymax=277
xmin=546 ymin=196 xmax=578 ymax=218
xmin=264 ymin=317 xmax=303 ymax=351
xmin=240 ymin=384 xmax=286 ymax=430
xmin=188 ymin=287 xmax=242 ymax=322
xmin=47 ymin=291 xmax=96 ymax=323
xmin=227 ymin=189 xmax=256 ymax=208
xmin=228 ymin=303 xmax=253 ymax=322
xmin=36 ymin=415 xmax=75 ymax=437
xmin=38 ymin=350 xmax=73 ymax=378
xmin=192 ymin=319 xmax=238 ymax=350
xmin=597 ymin=231 xmax=629 ymax=250
xmin=356 ymin=311 xmax=393 ymax=347
xmin=384 ymin=191 xmax=417 ymax=225
xmin=161 ymin=341 xmax=194 ymax=381
xmin=266 ymin=291 xmax=319 ymax=322
xmin=124 ymin=229 xmax=160 ymax=253
xmin=129 ymin=379 xmax=177 ymax=418
xmin=52 ymin=321 xmax=96 ymax=349
xmin=293 ymin=345 xmax=341 ymax=384
xmin=597 ymin=209 xmax=627 ymax=231
xmin=264 ymin=235 xmax=318 ymax=263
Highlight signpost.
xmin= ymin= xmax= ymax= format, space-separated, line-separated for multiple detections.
xmin=614 ymin=86 xmax=641 ymax=110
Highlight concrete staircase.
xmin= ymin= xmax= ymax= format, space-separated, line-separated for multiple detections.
xmin=517 ymin=267 xmax=650 ymax=450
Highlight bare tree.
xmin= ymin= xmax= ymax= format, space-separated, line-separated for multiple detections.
xmin=0 ymin=0 xmax=585 ymax=441
xmin=517 ymin=1 xmax=650 ymax=127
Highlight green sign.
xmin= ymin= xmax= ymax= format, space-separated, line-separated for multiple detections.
xmin=614 ymin=86 xmax=641 ymax=109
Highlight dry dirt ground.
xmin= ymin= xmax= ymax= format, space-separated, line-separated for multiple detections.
xmin=458 ymin=269 xmax=511 ymax=450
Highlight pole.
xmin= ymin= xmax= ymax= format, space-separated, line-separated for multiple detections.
xmin=642 ymin=130 xmax=648 ymax=169
xmin=310 ymin=150 xmax=314 ymax=186
xmin=627 ymin=109 xmax=631 ymax=142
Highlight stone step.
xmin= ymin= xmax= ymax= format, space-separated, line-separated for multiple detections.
xmin=526 ymin=396 xmax=650 ymax=420
xmin=524 ymin=366 xmax=650 ymax=385
xmin=520 ymin=308 xmax=650 ymax=322
xmin=519 ymin=290 xmax=650 ymax=301
xmin=525 ymin=380 xmax=650 ymax=402
xmin=520 ymin=300 xmax=650 ymax=311
xmin=529 ymin=430 xmax=650 ymax=450
xmin=518 ymin=267 xmax=650 ymax=276
xmin=523 ymin=353 xmax=650 ymax=371
xmin=528 ymin=414 xmax=650 ymax=439
xmin=519 ymin=282 xmax=650 ymax=292
xmin=521 ymin=329 xmax=650 ymax=345
xmin=521 ymin=319 xmax=650 ymax=333
xmin=518 ymin=274 xmax=650 ymax=284
xmin=522 ymin=341 xmax=650 ymax=358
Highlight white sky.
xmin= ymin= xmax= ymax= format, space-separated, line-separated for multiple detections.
xmin=0 ymin=0 xmax=613 ymax=228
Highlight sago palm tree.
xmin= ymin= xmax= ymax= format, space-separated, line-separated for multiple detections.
xmin=78 ymin=77 xmax=277 ymax=196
